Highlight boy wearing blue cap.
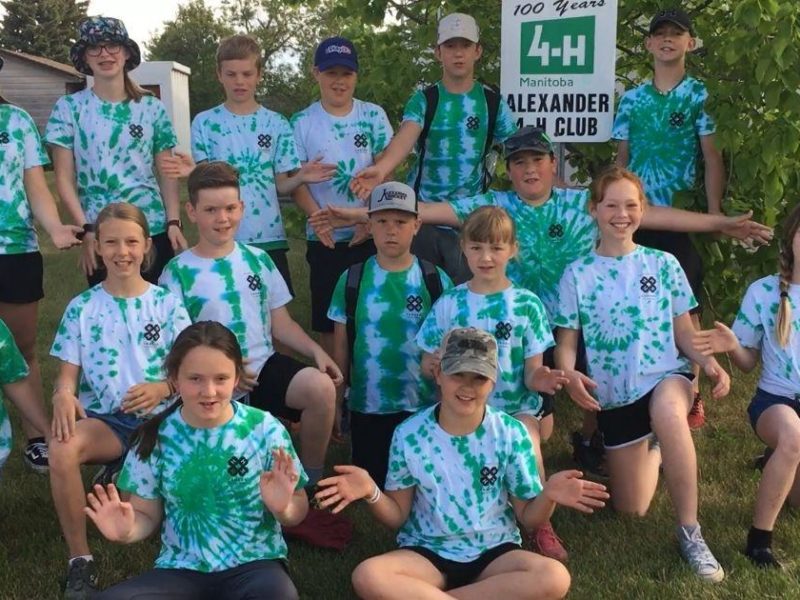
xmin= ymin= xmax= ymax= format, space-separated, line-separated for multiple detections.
xmin=292 ymin=37 xmax=393 ymax=360
xmin=613 ymin=8 xmax=726 ymax=429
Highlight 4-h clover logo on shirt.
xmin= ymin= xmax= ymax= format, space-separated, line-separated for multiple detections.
xmin=495 ymin=321 xmax=512 ymax=341
xmin=406 ymin=295 xmax=423 ymax=312
xmin=548 ymin=223 xmax=564 ymax=238
xmin=669 ymin=112 xmax=686 ymax=127
xmin=640 ymin=276 xmax=658 ymax=294
xmin=257 ymin=134 xmax=272 ymax=149
xmin=353 ymin=133 xmax=368 ymax=150
xmin=466 ymin=116 xmax=480 ymax=130
xmin=480 ymin=465 xmax=499 ymax=486
xmin=143 ymin=323 xmax=161 ymax=343
xmin=227 ymin=455 xmax=249 ymax=477
xmin=0 ymin=132 xmax=9 ymax=144
xmin=246 ymin=274 xmax=262 ymax=291
xmin=129 ymin=124 xmax=144 ymax=139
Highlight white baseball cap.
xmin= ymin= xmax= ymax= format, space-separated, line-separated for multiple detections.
xmin=368 ymin=182 xmax=418 ymax=215
xmin=437 ymin=13 xmax=480 ymax=45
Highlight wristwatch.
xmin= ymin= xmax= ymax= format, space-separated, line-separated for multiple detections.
xmin=167 ymin=219 xmax=183 ymax=231
xmin=77 ymin=222 xmax=95 ymax=240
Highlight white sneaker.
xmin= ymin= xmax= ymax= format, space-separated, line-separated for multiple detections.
xmin=677 ymin=524 xmax=725 ymax=583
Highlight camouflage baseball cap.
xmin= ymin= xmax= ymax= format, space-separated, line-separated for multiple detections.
xmin=440 ymin=327 xmax=498 ymax=382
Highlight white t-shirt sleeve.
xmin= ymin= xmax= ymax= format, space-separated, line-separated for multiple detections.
xmin=553 ymin=265 xmax=581 ymax=329
xmin=415 ymin=296 xmax=448 ymax=353
xmin=503 ymin=418 xmax=543 ymax=500
xmin=523 ymin=295 xmax=555 ymax=358
xmin=50 ymin=297 xmax=83 ymax=366
xmin=117 ymin=446 xmax=160 ymax=500
xmin=665 ymin=254 xmax=698 ymax=316
xmin=190 ymin=115 xmax=209 ymax=163
xmin=384 ymin=427 xmax=415 ymax=491
xmin=731 ymin=282 xmax=764 ymax=350
xmin=261 ymin=254 xmax=292 ymax=310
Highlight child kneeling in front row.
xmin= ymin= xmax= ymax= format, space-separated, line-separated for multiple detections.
xmin=317 ymin=327 xmax=608 ymax=600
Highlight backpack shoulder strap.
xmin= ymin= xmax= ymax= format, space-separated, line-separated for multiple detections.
xmin=344 ymin=261 xmax=366 ymax=369
xmin=413 ymin=84 xmax=440 ymax=195
xmin=418 ymin=258 xmax=444 ymax=305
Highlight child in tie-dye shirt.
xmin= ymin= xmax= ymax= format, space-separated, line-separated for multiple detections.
xmin=316 ymin=327 xmax=607 ymax=599
xmin=328 ymin=182 xmax=451 ymax=489
xmin=553 ymin=167 xmax=728 ymax=583
xmin=416 ymin=205 xmax=569 ymax=562
xmin=612 ymin=8 xmax=726 ymax=427
xmin=86 ymin=321 xmax=306 ymax=600
xmin=48 ymin=203 xmax=190 ymax=599
xmin=45 ymin=16 xmax=186 ymax=287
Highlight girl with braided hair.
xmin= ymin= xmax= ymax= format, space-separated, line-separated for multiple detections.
xmin=693 ymin=202 xmax=800 ymax=569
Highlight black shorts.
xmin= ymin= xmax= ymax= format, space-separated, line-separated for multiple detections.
xmin=597 ymin=373 xmax=693 ymax=449
xmin=267 ymin=248 xmax=294 ymax=297
xmin=350 ymin=410 xmax=412 ymax=489
xmin=634 ymin=230 xmax=703 ymax=314
xmin=249 ymin=353 xmax=306 ymax=422
xmin=540 ymin=328 xmax=588 ymax=417
xmin=404 ymin=542 xmax=520 ymax=590
xmin=87 ymin=232 xmax=174 ymax=287
xmin=306 ymin=239 xmax=376 ymax=333
xmin=0 ymin=252 xmax=43 ymax=303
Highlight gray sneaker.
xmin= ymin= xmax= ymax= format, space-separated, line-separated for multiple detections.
xmin=677 ymin=524 xmax=725 ymax=583
xmin=63 ymin=558 xmax=98 ymax=599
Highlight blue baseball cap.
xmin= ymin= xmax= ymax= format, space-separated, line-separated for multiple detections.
xmin=314 ymin=37 xmax=358 ymax=72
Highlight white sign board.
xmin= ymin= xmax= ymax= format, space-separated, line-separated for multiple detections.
xmin=501 ymin=0 xmax=619 ymax=142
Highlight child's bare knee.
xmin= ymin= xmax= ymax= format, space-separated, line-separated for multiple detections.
xmin=351 ymin=559 xmax=385 ymax=597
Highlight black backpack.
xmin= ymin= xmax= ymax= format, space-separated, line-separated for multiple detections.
xmin=412 ymin=82 xmax=502 ymax=196
xmin=344 ymin=258 xmax=444 ymax=372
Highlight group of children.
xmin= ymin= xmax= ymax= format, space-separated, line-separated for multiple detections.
xmin=0 ymin=6 xmax=795 ymax=600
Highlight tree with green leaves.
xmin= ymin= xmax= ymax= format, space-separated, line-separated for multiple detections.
xmin=0 ymin=0 xmax=88 ymax=63
xmin=146 ymin=0 xmax=233 ymax=117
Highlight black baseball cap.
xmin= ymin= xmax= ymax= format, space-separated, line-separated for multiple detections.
xmin=649 ymin=8 xmax=693 ymax=36
xmin=503 ymin=126 xmax=554 ymax=160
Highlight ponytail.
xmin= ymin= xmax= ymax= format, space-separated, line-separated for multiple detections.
xmin=776 ymin=246 xmax=793 ymax=348
xmin=130 ymin=399 xmax=183 ymax=460
xmin=123 ymin=72 xmax=151 ymax=103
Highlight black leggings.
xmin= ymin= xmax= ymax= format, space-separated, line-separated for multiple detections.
xmin=96 ymin=559 xmax=298 ymax=600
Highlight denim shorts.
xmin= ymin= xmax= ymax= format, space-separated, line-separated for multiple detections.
xmin=747 ymin=388 xmax=800 ymax=431
xmin=85 ymin=410 xmax=143 ymax=452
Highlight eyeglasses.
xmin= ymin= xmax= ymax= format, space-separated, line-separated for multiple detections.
xmin=86 ymin=43 xmax=123 ymax=57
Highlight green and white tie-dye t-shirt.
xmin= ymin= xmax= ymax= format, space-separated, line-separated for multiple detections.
xmin=449 ymin=189 xmax=597 ymax=321
xmin=44 ymin=90 xmax=177 ymax=234
xmin=612 ymin=77 xmax=715 ymax=207
xmin=191 ymin=105 xmax=300 ymax=248
xmin=50 ymin=284 xmax=191 ymax=415
xmin=0 ymin=319 xmax=30 ymax=470
xmin=159 ymin=243 xmax=292 ymax=377
xmin=553 ymin=246 xmax=697 ymax=409
xmin=732 ymin=275 xmax=800 ymax=399
xmin=416 ymin=284 xmax=553 ymax=416
xmin=0 ymin=104 xmax=50 ymax=254
xmin=386 ymin=404 xmax=541 ymax=561
xmin=403 ymin=81 xmax=517 ymax=202
xmin=327 ymin=257 xmax=452 ymax=414
xmin=291 ymin=99 xmax=393 ymax=242
xmin=117 ymin=401 xmax=307 ymax=572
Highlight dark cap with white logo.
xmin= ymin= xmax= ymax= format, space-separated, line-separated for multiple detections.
xmin=368 ymin=182 xmax=418 ymax=215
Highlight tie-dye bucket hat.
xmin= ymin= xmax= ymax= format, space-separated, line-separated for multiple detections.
xmin=69 ymin=16 xmax=141 ymax=76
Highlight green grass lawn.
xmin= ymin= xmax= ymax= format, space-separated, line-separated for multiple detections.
xmin=0 ymin=207 xmax=798 ymax=599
